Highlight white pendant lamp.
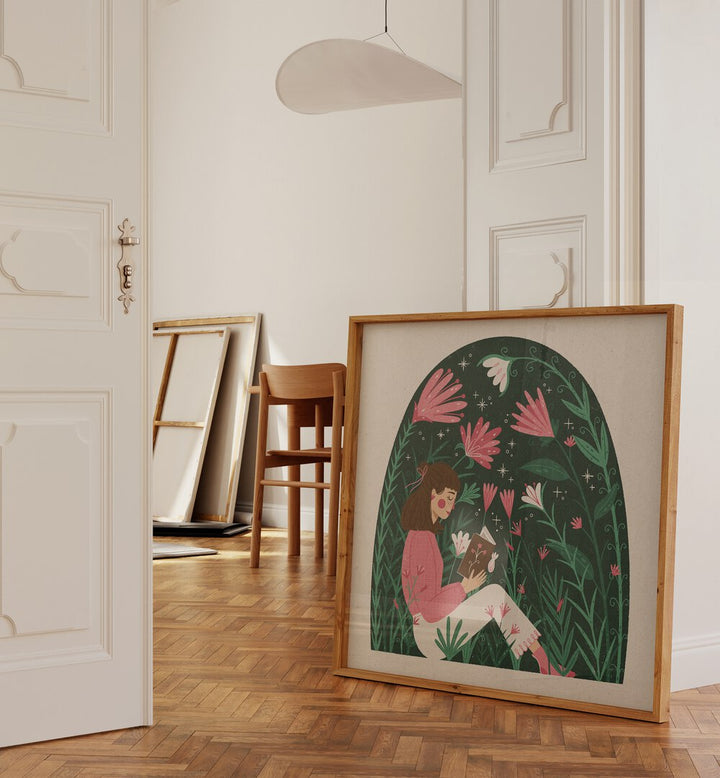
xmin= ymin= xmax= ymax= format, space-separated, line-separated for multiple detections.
xmin=275 ymin=11 xmax=461 ymax=115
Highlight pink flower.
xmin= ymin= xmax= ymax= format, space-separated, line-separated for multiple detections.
xmin=521 ymin=482 xmax=544 ymax=511
xmin=499 ymin=603 xmax=511 ymax=619
xmin=500 ymin=488 xmax=515 ymax=519
xmin=483 ymin=482 xmax=498 ymax=511
xmin=611 ymin=564 xmax=620 ymax=577
xmin=482 ymin=356 xmax=511 ymax=394
xmin=510 ymin=521 xmax=522 ymax=537
xmin=393 ymin=599 xmax=399 ymax=610
xmin=485 ymin=605 xmax=495 ymax=618
xmin=556 ymin=598 xmax=564 ymax=613
xmin=570 ymin=516 xmax=583 ymax=530
xmin=564 ymin=435 xmax=576 ymax=447
xmin=412 ymin=368 xmax=467 ymax=423
xmin=511 ymin=388 xmax=554 ymax=438
xmin=451 ymin=531 xmax=471 ymax=557
xmin=506 ymin=541 xmax=514 ymax=552
xmin=510 ymin=624 xmax=520 ymax=636
xmin=538 ymin=545 xmax=549 ymax=561
xmin=517 ymin=583 xmax=526 ymax=595
xmin=460 ymin=418 xmax=501 ymax=469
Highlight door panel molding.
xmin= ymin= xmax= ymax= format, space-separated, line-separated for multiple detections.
xmin=490 ymin=215 xmax=586 ymax=309
xmin=490 ymin=0 xmax=586 ymax=172
xmin=466 ymin=0 xmax=644 ymax=310
xmin=0 ymin=0 xmax=111 ymax=135
xmin=0 ymin=190 xmax=111 ymax=329
xmin=0 ymin=390 xmax=111 ymax=671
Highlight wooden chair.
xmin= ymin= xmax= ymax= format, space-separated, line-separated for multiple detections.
xmin=250 ymin=363 xmax=345 ymax=575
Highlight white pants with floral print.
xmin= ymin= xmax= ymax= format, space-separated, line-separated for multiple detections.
xmin=412 ymin=583 xmax=540 ymax=661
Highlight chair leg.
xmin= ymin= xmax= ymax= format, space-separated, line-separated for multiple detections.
xmin=287 ymin=418 xmax=301 ymax=556
xmin=327 ymin=492 xmax=338 ymax=576
xmin=327 ymin=370 xmax=344 ymax=577
xmin=250 ymin=384 xmax=269 ymax=568
xmin=327 ymin=469 xmax=340 ymax=577
xmin=250 ymin=480 xmax=264 ymax=568
xmin=287 ymin=470 xmax=300 ymax=557
xmin=314 ymin=462 xmax=324 ymax=559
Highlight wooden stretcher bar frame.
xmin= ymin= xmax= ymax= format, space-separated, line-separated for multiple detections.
xmin=154 ymin=314 xmax=261 ymax=523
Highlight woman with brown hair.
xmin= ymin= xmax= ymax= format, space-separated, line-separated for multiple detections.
xmin=401 ymin=462 xmax=570 ymax=675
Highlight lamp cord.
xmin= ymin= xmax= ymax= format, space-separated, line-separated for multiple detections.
xmin=364 ymin=0 xmax=406 ymax=53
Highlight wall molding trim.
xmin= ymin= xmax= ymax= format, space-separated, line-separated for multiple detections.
xmin=605 ymin=0 xmax=644 ymax=305
xmin=671 ymin=632 xmax=720 ymax=692
xmin=236 ymin=500 xmax=327 ymax=534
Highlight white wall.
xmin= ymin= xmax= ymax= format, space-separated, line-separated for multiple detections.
xmin=150 ymin=0 xmax=463 ymax=360
xmin=149 ymin=0 xmax=463 ymax=514
xmin=645 ymin=1 xmax=720 ymax=691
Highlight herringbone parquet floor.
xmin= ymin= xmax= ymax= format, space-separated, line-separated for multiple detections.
xmin=2 ymin=528 xmax=719 ymax=777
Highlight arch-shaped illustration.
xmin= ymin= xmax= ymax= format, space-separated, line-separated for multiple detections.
xmin=370 ymin=337 xmax=629 ymax=683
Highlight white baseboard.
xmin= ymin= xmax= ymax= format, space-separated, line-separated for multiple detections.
xmin=236 ymin=501 xmax=325 ymax=532
xmin=671 ymin=633 xmax=720 ymax=691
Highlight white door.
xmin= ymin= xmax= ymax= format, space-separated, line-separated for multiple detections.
xmin=0 ymin=0 xmax=150 ymax=746
xmin=465 ymin=0 xmax=643 ymax=310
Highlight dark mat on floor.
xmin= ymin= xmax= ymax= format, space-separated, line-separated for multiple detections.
xmin=153 ymin=520 xmax=251 ymax=537
xmin=152 ymin=542 xmax=218 ymax=559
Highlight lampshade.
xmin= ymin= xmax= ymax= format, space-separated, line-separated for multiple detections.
xmin=276 ymin=38 xmax=461 ymax=114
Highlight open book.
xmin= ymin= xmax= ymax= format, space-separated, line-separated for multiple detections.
xmin=457 ymin=526 xmax=496 ymax=579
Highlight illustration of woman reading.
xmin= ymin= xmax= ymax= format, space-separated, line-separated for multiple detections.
xmin=401 ymin=461 xmax=566 ymax=675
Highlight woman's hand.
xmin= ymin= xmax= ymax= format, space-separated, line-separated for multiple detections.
xmin=461 ymin=569 xmax=487 ymax=594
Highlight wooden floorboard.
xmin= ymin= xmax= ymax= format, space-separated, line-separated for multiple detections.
xmin=2 ymin=528 xmax=720 ymax=777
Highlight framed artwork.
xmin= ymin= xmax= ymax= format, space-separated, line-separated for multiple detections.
xmin=334 ymin=306 xmax=682 ymax=722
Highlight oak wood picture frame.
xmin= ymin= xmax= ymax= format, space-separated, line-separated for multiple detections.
xmin=334 ymin=305 xmax=682 ymax=722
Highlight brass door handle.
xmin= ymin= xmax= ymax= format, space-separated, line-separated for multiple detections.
xmin=117 ymin=218 xmax=139 ymax=313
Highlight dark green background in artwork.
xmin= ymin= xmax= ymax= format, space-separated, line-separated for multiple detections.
xmin=370 ymin=336 xmax=629 ymax=683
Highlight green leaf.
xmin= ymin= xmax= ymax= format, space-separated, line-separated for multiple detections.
xmin=594 ymin=483 xmax=619 ymax=520
xmin=573 ymin=436 xmax=604 ymax=467
xmin=561 ymin=398 xmax=586 ymax=419
xmin=458 ymin=481 xmax=481 ymax=505
xmin=521 ymin=458 xmax=570 ymax=481
xmin=545 ymin=539 xmax=595 ymax=582
xmin=435 ymin=618 xmax=468 ymax=659
xmin=581 ymin=383 xmax=590 ymax=416
xmin=600 ymin=423 xmax=609 ymax=465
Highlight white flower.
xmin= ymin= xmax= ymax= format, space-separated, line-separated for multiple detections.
xmin=521 ymin=482 xmax=544 ymax=510
xmin=451 ymin=530 xmax=471 ymax=557
xmin=482 ymin=356 xmax=511 ymax=394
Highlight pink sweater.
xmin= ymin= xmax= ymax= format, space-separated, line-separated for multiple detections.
xmin=401 ymin=530 xmax=465 ymax=623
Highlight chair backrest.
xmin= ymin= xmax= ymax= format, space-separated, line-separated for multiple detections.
xmin=262 ymin=363 xmax=345 ymax=401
